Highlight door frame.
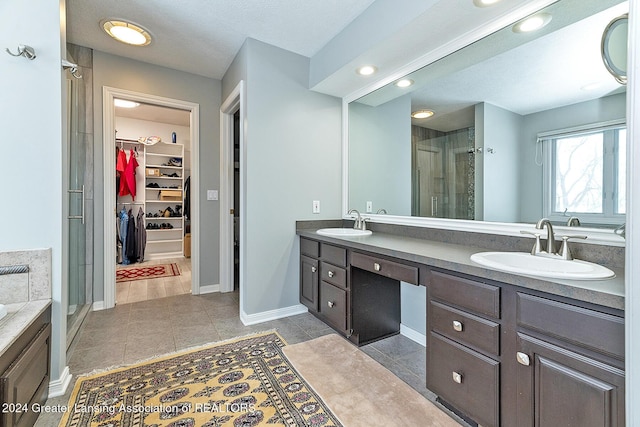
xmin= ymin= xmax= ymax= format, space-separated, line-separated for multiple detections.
xmin=102 ymin=86 xmax=201 ymax=309
xmin=219 ymin=81 xmax=245 ymax=299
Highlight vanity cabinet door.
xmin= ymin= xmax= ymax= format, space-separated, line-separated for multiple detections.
xmin=300 ymin=255 xmax=319 ymax=312
xmin=515 ymin=333 xmax=625 ymax=427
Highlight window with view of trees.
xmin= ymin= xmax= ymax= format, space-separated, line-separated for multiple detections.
xmin=543 ymin=124 xmax=626 ymax=225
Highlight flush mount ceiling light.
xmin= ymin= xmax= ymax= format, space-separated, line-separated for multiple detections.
xmin=102 ymin=19 xmax=152 ymax=46
xmin=512 ymin=13 xmax=552 ymax=33
xmin=356 ymin=65 xmax=378 ymax=76
xmin=114 ymin=99 xmax=140 ymax=108
xmin=473 ymin=0 xmax=502 ymax=7
xmin=395 ymin=79 xmax=414 ymax=88
xmin=411 ymin=110 xmax=434 ymax=119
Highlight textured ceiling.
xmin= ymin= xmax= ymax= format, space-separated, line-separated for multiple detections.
xmin=66 ymin=0 xmax=376 ymax=80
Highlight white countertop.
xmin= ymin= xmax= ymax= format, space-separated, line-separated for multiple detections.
xmin=0 ymin=300 xmax=51 ymax=356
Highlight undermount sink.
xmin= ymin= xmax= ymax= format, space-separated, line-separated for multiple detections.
xmin=470 ymin=251 xmax=615 ymax=280
xmin=316 ymin=228 xmax=373 ymax=237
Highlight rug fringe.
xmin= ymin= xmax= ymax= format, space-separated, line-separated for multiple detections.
xmin=75 ymin=329 xmax=283 ymax=379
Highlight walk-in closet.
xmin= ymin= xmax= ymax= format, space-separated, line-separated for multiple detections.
xmin=114 ymin=101 xmax=192 ymax=304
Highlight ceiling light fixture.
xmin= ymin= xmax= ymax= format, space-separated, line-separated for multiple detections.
xmin=473 ymin=0 xmax=502 ymax=7
xmin=396 ymin=79 xmax=414 ymax=88
xmin=356 ymin=65 xmax=378 ymax=76
xmin=411 ymin=110 xmax=434 ymax=119
xmin=114 ymin=99 xmax=140 ymax=108
xmin=102 ymin=19 xmax=152 ymax=46
xmin=512 ymin=13 xmax=552 ymax=33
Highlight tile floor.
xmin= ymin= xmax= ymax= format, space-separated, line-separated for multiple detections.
xmin=115 ymin=256 xmax=192 ymax=304
xmin=36 ymin=291 xmax=465 ymax=426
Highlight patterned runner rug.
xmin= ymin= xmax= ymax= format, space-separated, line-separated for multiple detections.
xmin=116 ymin=263 xmax=180 ymax=283
xmin=59 ymin=332 xmax=342 ymax=427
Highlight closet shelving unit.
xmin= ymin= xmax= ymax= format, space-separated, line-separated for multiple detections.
xmin=144 ymin=142 xmax=185 ymax=259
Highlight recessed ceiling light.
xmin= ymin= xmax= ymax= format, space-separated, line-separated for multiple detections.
xmin=396 ymin=79 xmax=414 ymax=88
xmin=512 ymin=13 xmax=552 ymax=33
xmin=411 ymin=110 xmax=434 ymax=119
xmin=356 ymin=65 xmax=378 ymax=76
xmin=473 ymin=0 xmax=502 ymax=7
xmin=114 ymin=99 xmax=140 ymax=108
xmin=102 ymin=19 xmax=152 ymax=46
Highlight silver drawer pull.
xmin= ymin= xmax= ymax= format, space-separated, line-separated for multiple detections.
xmin=517 ymin=352 xmax=531 ymax=366
xmin=311 ymin=266 xmax=317 ymax=273
xmin=452 ymin=320 xmax=463 ymax=332
xmin=452 ymin=372 xmax=463 ymax=384
xmin=327 ymin=301 xmax=335 ymax=308
xmin=328 ymin=271 xmax=335 ymax=278
xmin=373 ymin=262 xmax=381 ymax=271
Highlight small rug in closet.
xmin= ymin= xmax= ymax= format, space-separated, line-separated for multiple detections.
xmin=116 ymin=263 xmax=180 ymax=282
xmin=58 ymin=332 xmax=342 ymax=427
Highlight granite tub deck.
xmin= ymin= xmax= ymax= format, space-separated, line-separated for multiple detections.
xmin=296 ymin=225 xmax=624 ymax=311
xmin=0 ymin=248 xmax=53 ymax=355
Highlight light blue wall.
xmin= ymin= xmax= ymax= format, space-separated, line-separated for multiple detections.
xmin=349 ymin=97 xmax=412 ymax=215
xmin=0 ymin=0 xmax=66 ymax=381
xmin=401 ymin=282 xmax=426 ymax=336
xmin=223 ymin=39 xmax=343 ymax=316
xmin=519 ymin=92 xmax=626 ymax=223
xmin=92 ymin=51 xmax=222 ymax=299
xmin=481 ymin=102 xmax=522 ymax=222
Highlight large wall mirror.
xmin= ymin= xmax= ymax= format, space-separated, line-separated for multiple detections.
xmin=347 ymin=0 xmax=628 ymax=240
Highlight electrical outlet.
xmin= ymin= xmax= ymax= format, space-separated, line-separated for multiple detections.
xmin=312 ymin=200 xmax=320 ymax=214
xmin=366 ymin=201 xmax=373 ymax=213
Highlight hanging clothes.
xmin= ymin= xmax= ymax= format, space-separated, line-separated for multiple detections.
xmin=119 ymin=149 xmax=139 ymax=200
xmin=126 ymin=209 xmax=138 ymax=263
xmin=136 ymin=207 xmax=147 ymax=262
xmin=116 ymin=213 xmax=123 ymax=264
xmin=184 ymin=176 xmax=191 ymax=220
xmin=119 ymin=208 xmax=130 ymax=265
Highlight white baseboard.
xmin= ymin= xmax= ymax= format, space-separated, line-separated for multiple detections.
xmin=198 ymin=284 xmax=220 ymax=294
xmin=92 ymin=300 xmax=105 ymax=311
xmin=48 ymin=366 xmax=72 ymax=397
xmin=240 ymin=304 xmax=308 ymax=326
xmin=400 ymin=324 xmax=426 ymax=347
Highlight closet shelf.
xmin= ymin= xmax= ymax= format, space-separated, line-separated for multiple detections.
xmin=145 ymin=216 xmax=183 ymax=220
xmin=146 ymin=176 xmax=183 ymax=181
xmin=147 ymin=164 xmax=182 ymax=170
xmin=147 ymin=228 xmax=183 ymax=232
xmin=147 ymin=239 xmax=183 ymax=244
xmin=146 ymin=153 xmax=183 ymax=159
xmin=146 ymin=200 xmax=183 ymax=204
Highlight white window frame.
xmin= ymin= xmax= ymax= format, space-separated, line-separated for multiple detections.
xmin=542 ymin=119 xmax=626 ymax=226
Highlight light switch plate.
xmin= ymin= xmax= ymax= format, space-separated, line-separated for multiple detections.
xmin=366 ymin=201 xmax=373 ymax=213
xmin=207 ymin=190 xmax=219 ymax=201
xmin=312 ymin=200 xmax=320 ymax=214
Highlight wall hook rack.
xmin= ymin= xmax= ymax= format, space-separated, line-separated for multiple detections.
xmin=61 ymin=59 xmax=82 ymax=79
xmin=5 ymin=44 xmax=36 ymax=60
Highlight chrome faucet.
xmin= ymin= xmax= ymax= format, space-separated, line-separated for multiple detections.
xmin=348 ymin=209 xmax=362 ymax=230
xmin=566 ymin=216 xmax=581 ymax=227
xmin=535 ymin=218 xmax=557 ymax=255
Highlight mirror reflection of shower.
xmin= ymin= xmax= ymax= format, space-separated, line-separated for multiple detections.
xmin=412 ymin=127 xmax=475 ymax=219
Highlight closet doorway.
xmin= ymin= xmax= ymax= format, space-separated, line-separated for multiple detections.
xmin=103 ymin=87 xmax=200 ymax=309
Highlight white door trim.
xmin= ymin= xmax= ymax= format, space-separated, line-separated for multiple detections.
xmin=219 ymin=81 xmax=245 ymax=298
xmin=102 ymin=86 xmax=201 ymax=308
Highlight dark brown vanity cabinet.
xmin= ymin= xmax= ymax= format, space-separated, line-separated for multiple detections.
xmin=426 ymin=269 xmax=625 ymax=427
xmin=0 ymin=307 xmax=52 ymax=427
xmin=514 ymin=293 xmax=625 ymax=427
xmin=427 ymin=270 xmax=501 ymax=427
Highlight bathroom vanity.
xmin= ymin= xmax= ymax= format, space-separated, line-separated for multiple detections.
xmin=297 ymin=225 xmax=624 ymax=427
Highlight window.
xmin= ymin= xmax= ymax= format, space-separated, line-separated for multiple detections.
xmin=542 ymin=123 xmax=626 ymax=225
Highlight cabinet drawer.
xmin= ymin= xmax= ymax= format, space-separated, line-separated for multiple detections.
xmin=430 ymin=300 xmax=500 ymax=357
xmin=351 ymin=252 xmax=418 ymax=285
xmin=321 ymin=262 xmax=347 ymax=289
xmin=429 ymin=270 xmax=500 ymax=318
xmin=321 ymin=244 xmax=347 ymax=268
xmin=1 ymin=323 xmax=51 ymax=427
xmin=319 ymin=282 xmax=347 ymax=331
xmin=427 ymin=332 xmax=499 ymax=427
xmin=300 ymin=238 xmax=320 ymax=258
xmin=517 ymin=293 xmax=624 ymax=360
